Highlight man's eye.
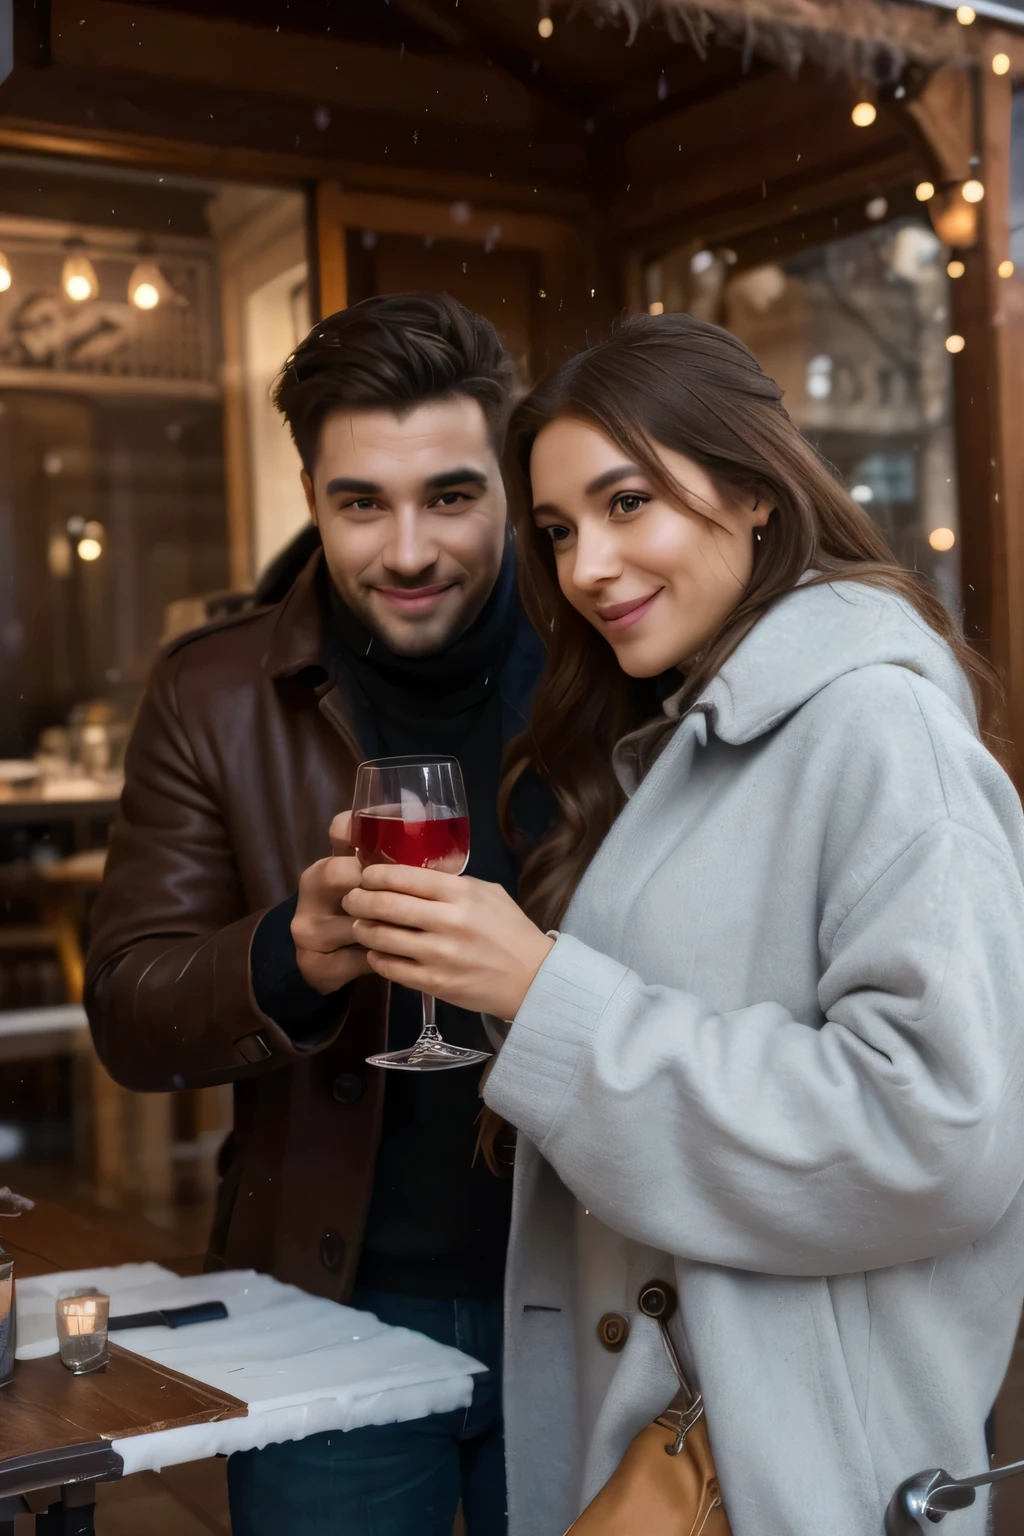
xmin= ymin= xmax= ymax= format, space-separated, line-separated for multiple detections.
xmin=434 ymin=492 xmax=468 ymax=508
xmin=345 ymin=498 xmax=378 ymax=511
xmin=612 ymin=493 xmax=647 ymax=516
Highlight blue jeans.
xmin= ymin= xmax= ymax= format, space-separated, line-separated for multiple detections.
xmin=227 ymin=1289 xmax=506 ymax=1536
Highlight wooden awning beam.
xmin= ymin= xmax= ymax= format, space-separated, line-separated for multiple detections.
xmin=391 ymin=0 xmax=595 ymax=115
xmin=0 ymin=60 xmax=588 ymax=195
xmin=884 ymin=63 xmax=974 ymax=185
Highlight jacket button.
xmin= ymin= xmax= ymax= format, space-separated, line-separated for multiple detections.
xmin=332 ymin=1073 xmax=365 ymax=1105
xmin=320 ymin=1230 xmax=345 ymax=1272
xmin=597 ymin=1313 xmax=630 ymax=1352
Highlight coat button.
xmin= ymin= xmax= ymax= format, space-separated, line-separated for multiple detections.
xmin=332 ymin=1073 xmax=365 ymax=1105
xmin=638 ymin=1281 xmax=678 ymax=1322
xmin=320 ymin=1229 xmax=345 ymax=1272
xmin=597 ymin=1313 xmax=630 ymax=1352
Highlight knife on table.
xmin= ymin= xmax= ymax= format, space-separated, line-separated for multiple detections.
xmin=108 ymin=1301 xmax=228 ymax=1331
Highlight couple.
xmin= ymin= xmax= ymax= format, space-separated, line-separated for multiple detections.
xmin=86 ymin=293 xmax=1024 ymax=1536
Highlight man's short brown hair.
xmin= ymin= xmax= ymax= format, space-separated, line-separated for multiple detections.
xmin=273 ymin=292 xmax=516 ymax=474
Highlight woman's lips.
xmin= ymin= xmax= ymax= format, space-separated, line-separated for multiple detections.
xmin=596 ymin=589 xmax=663 ymax=631
xmin=374 ymin=583 xmax=455 ymax=615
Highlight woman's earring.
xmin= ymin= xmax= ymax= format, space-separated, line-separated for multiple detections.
xmin=755 ymin=530 xmax=763 ymax=543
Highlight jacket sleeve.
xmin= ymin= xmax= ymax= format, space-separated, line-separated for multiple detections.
xmin=485 ymin=817 xmax=1024 ymax=1275
xmin=85 ymin=657 xmax=350 ymax=1091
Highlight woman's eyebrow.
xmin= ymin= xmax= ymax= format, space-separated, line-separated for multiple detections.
xmin=584 ymin=464 xmax=644 ymax=496
xmin=533 ymin=463 xmax=645 ymax=517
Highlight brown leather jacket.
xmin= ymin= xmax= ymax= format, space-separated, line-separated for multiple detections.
xmin=86 ymin=552 xmax=543 ymax=1301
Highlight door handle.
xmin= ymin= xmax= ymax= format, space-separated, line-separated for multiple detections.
xmin=885 ymin=1459 xmax=1024 ymax=1533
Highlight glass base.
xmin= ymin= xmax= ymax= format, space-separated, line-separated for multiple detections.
xmin=366 ymin=1042 xmax=492 ymax=1072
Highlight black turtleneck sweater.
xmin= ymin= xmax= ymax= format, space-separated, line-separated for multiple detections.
xmin=251 ymin=560 xmax=520 ymax=1298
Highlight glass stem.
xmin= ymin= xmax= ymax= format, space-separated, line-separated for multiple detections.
xmin=418 ymin=992 xmax=443 ymax=1048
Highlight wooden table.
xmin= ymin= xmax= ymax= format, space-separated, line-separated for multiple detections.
xmin=0 ymin=1346 xmax=245 ymax=1535
xmin=0 ymin=1194 xmax=200 ymax=1282
xmin=0 ymin=1195 xmax=230 ymax=1535
xmin=0 ymin=787 xmax=121 ymax=841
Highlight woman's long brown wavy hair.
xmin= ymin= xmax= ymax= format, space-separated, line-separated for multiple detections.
xmin=477 ymin=311 xmax=1003 ymax=1171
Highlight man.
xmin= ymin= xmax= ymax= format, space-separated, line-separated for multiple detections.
xmin=85 ymin=293 xmax=544 ymax=1536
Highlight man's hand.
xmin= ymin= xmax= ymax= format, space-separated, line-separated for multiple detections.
xmin=291 ymin=815 xmax=374 ymax=994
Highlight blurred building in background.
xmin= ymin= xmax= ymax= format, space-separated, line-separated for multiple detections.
xmin=0 ymin=0 xmax=1023 ymax=1245
xmin=647 ymin=218 xmax=962 ymax=611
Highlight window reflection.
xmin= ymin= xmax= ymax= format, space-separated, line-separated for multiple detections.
xmin=645 ymin=216 xmax=960 ymax=615
xmin=0 ymin=165 xmax=309 ymax=762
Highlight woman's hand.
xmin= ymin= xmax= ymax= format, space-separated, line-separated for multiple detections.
xmin=341 ymin=862 xmax=555 ymax=1020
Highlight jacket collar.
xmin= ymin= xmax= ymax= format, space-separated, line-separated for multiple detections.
xmin=263 ymin=550 xmax=330 ymax=681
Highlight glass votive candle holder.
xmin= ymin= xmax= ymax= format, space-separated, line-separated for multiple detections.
xmin=56 ymin=1288 xmax=109 ymax=1375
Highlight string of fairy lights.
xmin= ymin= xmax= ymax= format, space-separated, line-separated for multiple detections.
xmin=850 ymin=8 xmax=1015 ymax=322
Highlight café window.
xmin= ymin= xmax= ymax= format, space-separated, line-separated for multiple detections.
xmin=0 ymin=159 xmax=310 ymax=1183
xmin=644 ymin=216 xmax=960 ymax=616
xmin=0 ymin=162 xmax=310 ymax=767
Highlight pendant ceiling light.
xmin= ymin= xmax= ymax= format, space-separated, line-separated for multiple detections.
xmin=127 ymin=257 xmax=166 ymax=311
xmin=62 ymin=242 xmax=98 ymax=303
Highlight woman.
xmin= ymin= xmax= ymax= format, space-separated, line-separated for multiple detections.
xmin=342 ymin=313 xmax=1024 ymax=1536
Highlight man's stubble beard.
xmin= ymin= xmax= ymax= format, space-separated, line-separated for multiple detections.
xmin=339 ymin=577 xmax=489 ymax=660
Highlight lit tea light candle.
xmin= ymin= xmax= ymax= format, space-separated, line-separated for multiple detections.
xmin=56 ymin=1289 xmax=110 ymax=1374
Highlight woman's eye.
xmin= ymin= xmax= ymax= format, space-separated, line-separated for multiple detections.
xmin=612 ymin=493 xmax=647 ymax=516
xmin=545 ymin=525 xmax=571 ymax=544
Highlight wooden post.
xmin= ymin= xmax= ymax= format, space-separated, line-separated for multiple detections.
xmin=314 ymin=181 xmax=348 ymax=321
xmin=219 ymin=262 xmax=255 ymax=591
xmin=951 ymin=65 xmax=1024 ymax=784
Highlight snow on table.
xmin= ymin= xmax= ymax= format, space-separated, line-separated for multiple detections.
xmin=16 ymin=1265 xmax=484 ymax=1473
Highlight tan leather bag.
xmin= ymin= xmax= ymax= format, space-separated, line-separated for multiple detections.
xmin=565 ymin=1281 xmax=731 ymax=1536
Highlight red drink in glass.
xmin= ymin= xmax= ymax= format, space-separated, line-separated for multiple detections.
xmin=352 ymin=810 xmax=470 ymax=874
xmin=351 ymin=754 xmax=488 ymax=1071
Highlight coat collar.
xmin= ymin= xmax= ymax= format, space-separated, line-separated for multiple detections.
xmin=262 ymin=550 xmax=330 ymax=681
xmin=661 ymin=579 xmax=975 ymax=747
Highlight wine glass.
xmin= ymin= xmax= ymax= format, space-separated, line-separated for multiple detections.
xmin=351 ymin=754 xmax=490 ymax=1072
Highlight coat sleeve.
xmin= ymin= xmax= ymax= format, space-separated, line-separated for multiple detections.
xmin=485 ymin=817 xmax=1024 ymax=1275
xmin=85 ymin=656 xmax=351 ymax=1091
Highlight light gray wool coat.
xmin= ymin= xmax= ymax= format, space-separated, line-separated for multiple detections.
xmin=484 ymin=580 xmax=1024 ymax=1536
